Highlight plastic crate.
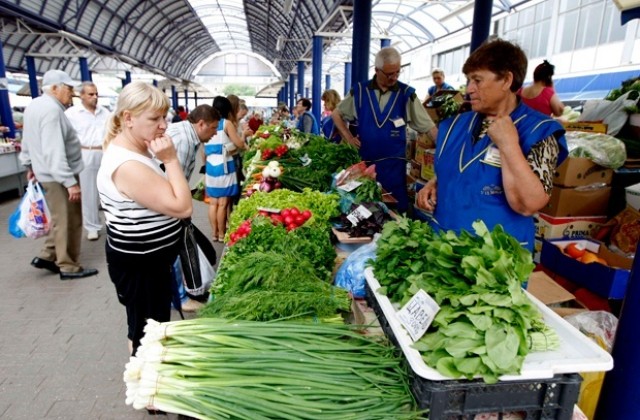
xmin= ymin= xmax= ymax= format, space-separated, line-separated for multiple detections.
xmin=365 ymin=285 xmax=582 ymax=420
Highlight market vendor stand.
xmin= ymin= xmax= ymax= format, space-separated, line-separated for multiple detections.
xmin=363 ymin=267 xmax=611 ymax=420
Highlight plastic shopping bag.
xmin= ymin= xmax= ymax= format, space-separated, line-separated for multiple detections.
xmin=8 ymin=200 xmax=26 ymax=238
xmin=17 ymin=181 xmax=52 ymax=239
xmin=334 ymin=235 xmax=380 ymax=298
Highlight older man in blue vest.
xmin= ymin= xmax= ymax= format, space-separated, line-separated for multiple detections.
xmin=332 ymin=47 xmax=437 ymax=212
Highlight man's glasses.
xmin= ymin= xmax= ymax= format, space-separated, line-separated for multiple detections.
xmin=377 ymin=68 xmax=402 ymax=79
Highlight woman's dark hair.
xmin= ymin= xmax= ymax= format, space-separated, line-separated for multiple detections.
xmin=212 ymin=96 xmax=232 ymax=119
xmin=462 ymin=38 xmax=528 ymax=92
xmin=533 ymin=60 xmax=555 ymax=87
xmin=297 ymin=98 xmax=312 ymax=111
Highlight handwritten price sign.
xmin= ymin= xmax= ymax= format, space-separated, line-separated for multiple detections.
xmin=396 ymin=289 xmax=440 ymax=342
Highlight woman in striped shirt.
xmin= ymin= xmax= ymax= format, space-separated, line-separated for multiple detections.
xmin=97 ymin=82 xmax=192 ymax=356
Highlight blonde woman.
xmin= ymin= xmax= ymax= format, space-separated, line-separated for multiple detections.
xmin=205 ymin=94 xmax=247 ymax=242
xmin=97 ymin=81 xmax=192 ymax=356
xmin=321 ymin=89 xmax=341 ymax=142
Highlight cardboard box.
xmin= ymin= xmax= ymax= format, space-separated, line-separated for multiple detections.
xmin=625 ymin=182 xmax=640 ymax=211
xmin=554 ymin=157 xmax=613 ymax=187
xmin=406 ymin=139 xmax=416 ymax=161
xmin=415 ymin=142 xmax=427 ymax=163
xmin=540 ymin=239 xmax=633 ymax=299
xmin=527 ymin=271 xmax=587 ymax=316
xmin=543 ymin=186 xmax=611 ymax=217
xmin=409 ymin=159 xmax=422 ymax=179
xmin=535 ymin=212 xmax=607 ymax=240
xmin=562 ymin=122 xmax=608 ymax=134
xmin=425 ymin=90 xmax=464 ymax=124
xmin=420 ymin=149 xmax=435 ymax=180
xmin=416 ymin=132 xmax=435 ymax=149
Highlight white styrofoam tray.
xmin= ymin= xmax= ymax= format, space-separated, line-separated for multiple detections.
xmin=364 ymin=267 xmax=613 ymax=381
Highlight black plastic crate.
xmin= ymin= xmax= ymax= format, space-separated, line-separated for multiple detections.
xmin=365 ymin=283 xmax=581 ymax=420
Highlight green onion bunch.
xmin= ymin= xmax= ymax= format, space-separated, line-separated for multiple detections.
xmin=125 ymin=318 xmax=423 ymax=419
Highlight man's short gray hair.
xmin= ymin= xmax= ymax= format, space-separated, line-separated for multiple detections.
xmin=42 ymin=83 xmax=66 ymax=94
xmin=375 ymin=47 xmax=401 ymax=69
xmin=80 ymin=81 xmax=97 ymax=94
xmin=432 ymin=68 xmax=445 ymax=77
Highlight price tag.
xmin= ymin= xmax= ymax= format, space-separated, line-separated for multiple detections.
xmin=396 ymin=289 xmax=440 ymax=342
xmin=337 ymin=180 xmax=362 ymax=192
xmin=257 ymin=206 xmax=281 ymax=214
xmin=346 ymin=205 xmax=372 ymax=226
xmin=299 ymin=154 xmax=312 ymax=166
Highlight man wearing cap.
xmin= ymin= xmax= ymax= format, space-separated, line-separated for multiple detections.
xmin=65 ymin=82 xmax=110 ymax=241
xmin=19 ymin=69 xmax=98 ymax=280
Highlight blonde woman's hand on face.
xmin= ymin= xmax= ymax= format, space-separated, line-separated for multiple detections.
xmin=147 ymin=134 xmax=178 ymax=164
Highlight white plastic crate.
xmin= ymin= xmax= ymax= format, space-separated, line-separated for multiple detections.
xmin=364 ymin=267 xmax=613 ymax=381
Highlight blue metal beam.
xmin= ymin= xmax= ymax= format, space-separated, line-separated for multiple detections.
xmin=352 ymin=1 xmax=372 ymax=85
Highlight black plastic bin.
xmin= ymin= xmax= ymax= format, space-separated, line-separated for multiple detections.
xmin=365 ymin=284 xmax=582 ymax=420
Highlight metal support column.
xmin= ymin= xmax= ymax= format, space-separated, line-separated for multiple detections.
xmin=0 ymin=39 xmax=16 ymax=139
xmin=184 ymin=89 xmax=189 ymax=111
xmin=381 ymin=38 xmax=391 ymax=48
xmin=171 ymin=85 xmax=178 ymax=111
xmin=26 ymin=56 xmax=39 ymax=99
xmin=470 ymin=0 xmax=493 ymax=52
xmin=152 ymin=79 xmax=158 ymax=87
xmin=124 ymin=71 xmax=131 ymax=86
xmin=351 ymin=0 xmax=372 ymax=85
xmin=297 ymin=61 xmax=305 ymax=99
xmin=79 ymin=57 xmax=91 ymax=82
xmin=325 ymin=74 xmax=331 ymax=90
xmin=344 ymin=62 xmax=352 ymax=96
xmin=289 ymin=73 xmax=295 ymax=111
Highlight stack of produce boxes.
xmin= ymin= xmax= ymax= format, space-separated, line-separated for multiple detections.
xmin=534 ymin=156 xmax=613 ymax=261
xmin=537 ymin=126 xmax=634 ymax=304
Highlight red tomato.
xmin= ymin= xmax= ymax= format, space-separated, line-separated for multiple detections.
xmin=565 ymin=243 xmax=586 ymax=259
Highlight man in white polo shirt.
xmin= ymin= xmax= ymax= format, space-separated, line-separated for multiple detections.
xmin=65 ymin=82 xmax=110 ymax=240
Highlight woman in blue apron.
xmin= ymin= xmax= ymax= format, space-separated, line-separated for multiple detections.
xmin=416 ymin=38 xmax=568 ymax=252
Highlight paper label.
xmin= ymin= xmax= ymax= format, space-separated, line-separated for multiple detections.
xmin=338 ymin=180 xmax=362 ymax=192
xmin=299 ymin=154 xmax=312 ymax=166
xmin=396 ymin=289 xmax=440 ymax=342
xmin=346 ymin=205 xmax=373 ymax=226
xmin=257 ymin=206 xmax=281 ymax=214
xmin=482 ymin=145 xmax=502 ymax=167
xmin=392 ymin=117 xmax=406 ymax=128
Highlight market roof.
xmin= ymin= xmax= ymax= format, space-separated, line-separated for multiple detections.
xmin=0 ymin=0 xmax=534 ymax=86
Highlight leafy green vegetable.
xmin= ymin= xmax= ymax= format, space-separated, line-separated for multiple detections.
xmin=371 ymin=218 xmax=560 ymax=383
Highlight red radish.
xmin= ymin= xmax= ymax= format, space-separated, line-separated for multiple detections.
xmin=295 ymin=215 xmax=306 ymax=225
xmin=301 ymin=210 xmax=312 ymax=220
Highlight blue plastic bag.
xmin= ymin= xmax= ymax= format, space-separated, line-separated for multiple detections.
xmin=8 ymin=200 xmax=25 ymax=238
xmin=334 ymin=235 xmax=379 ymax=298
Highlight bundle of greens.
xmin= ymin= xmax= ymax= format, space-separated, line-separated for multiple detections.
xmin=125 ymin=318 xmax=423 ymax=419
xmin=369 ymin=217 xmax=435 ymax=302
xmin=370 ymin=219 xmax=559 ymax=383
xmin=203 ymin=250 xmax=349 ymax=321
